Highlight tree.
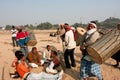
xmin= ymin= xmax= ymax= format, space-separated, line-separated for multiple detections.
xmin=5 ymin=25 xmax=12 ymax=30
xmin=100 ymin=17 xmax=120 ymax=28
xmin=72 ymin=23 xmax=84 ymax=28
xmin=52 ymin=24 xmax=59 ymax=29
xmin=37 ymin=22 xmax=53 ymax=30
xmin=24 ymin=24 xmax=35 ymax=29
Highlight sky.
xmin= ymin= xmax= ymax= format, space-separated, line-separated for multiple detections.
xmin=0 ymin=0 xmax=120 ymax=26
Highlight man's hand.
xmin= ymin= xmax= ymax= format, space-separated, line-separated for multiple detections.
xmin=80 ymin=46 xmax=85 ymax=51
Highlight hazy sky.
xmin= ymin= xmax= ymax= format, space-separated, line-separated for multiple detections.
xmin=0 ymin=0 xmax=120 ymax=26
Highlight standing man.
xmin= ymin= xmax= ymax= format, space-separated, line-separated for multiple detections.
xmin=11 ymin=26 xmax=18 ymax=47
xmin=64 ymin=23 xmax=76 ymax=69
xmin=59 ymin=24 xmax=66 ymax=52
xmin=111 ymin=23 xmax=120 ymax=67
xmin=16 ymin=26 xmax=29 ymax=59
xmin=56 ymin=28 xmax=60 ymax=43
xmin=80 ymin=23 xmax=103 ymax=80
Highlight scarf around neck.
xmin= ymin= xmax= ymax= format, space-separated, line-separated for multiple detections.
xmin=86 ymin=28 xmax=97 ymax=39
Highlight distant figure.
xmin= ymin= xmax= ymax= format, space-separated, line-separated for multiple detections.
xmin=64 ymin=23 xmax=76 ymax=69
xmin=28 ymin=47 xmax=41 ymax=68
xmin=11 ymin=26 xmax=18 ymax=47
xmin=14 ymin=50 xmax=61 ymax=80
xmin=59 ymin=24 xmax=66 ymax=52
xmin=79 ymin=23 xmax=103 ymax=80
xmin=56 ymin=28 xmax=61 ymax=43
xmin=111 ymin=23 xmax=120 ymax=67
xmin=16 ymin=26 xmax=29 ymax=58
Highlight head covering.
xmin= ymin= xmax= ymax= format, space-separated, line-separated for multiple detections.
xmin=60 ymin=23 xmax=64 ymax=26
xmin=16 ymin=25 xmax=23 ymax=30
xmin=65 ymin=26 xmax=71 ymax=32
xmin=71 ymin=27 xmax=75 ymax=30
xmin=89 ymin=23 xmax=97 ymax=29
xmin=64 ymin=23 xmax=69 ymax=25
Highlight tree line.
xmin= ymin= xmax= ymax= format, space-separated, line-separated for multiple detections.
xmin=4 ymin=17 xmax=120 ymax=30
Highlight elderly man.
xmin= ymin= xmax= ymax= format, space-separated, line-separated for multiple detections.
xmin=80 ymin=23 xmax=103 ymax=80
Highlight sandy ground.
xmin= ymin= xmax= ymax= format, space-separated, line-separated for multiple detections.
xmin=0 ymin=30 xmax=120 ymax=80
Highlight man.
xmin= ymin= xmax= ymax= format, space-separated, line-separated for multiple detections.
xmin=43 ymin=45 xmax=52 ymax=60
xmin=41 ymin=45 xmax=52 ymax=65
xmin=46 ymin=50 xmax=64 ymax=80
xmin=111 ymin=23 xmax=120 ymax=67
xmin=56 ymin=28 xmax=61 ymax=43
xmin=28 ymin=47 xmax=41 ymax=67
xmin=11 ymin=26 xmax=18 ymax=47
xmin=80 ymin=23 xmax=103 ymax=80
xmin=16 ymin=26 xmax=29 ymax=58
xmin=59 ymin=24 xmax=66 ymax=52
xmin=64 ymin=23 xmax=76 ymax=68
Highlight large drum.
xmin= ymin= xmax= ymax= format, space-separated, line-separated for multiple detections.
xmin=87 ymin=29 xmax=120 ymax=64
xmin=76 ymin=27 xmax=86 ymax=46
xmin=27 ymin=29 xmax=37 ymax=46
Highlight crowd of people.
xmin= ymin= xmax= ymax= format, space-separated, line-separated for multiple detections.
xmin=10 ymin=22 xmax=120 ymax=80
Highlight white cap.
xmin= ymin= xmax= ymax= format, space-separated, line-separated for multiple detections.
xmin=90 ymin=23 xmax=97 ymax=28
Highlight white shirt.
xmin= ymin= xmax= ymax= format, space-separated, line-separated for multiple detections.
xmin=11 ymin=29 xmax=17 ymax=37
xmin=65 ymin=30 xmax=76 ymax=49
xmin=43 ymin=49 xmax=51 ymax=60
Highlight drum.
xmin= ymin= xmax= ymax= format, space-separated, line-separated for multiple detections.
xmin=87 ymin=30 xmax=120 ymax=64
xmin=76 ymin=27 xmax=86 ymax=46
xmin=27 ymin=29 xmax=37 ymax=46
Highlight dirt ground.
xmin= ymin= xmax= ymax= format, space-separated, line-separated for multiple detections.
xmin=0 ymin=30 xmax=120 ymax=80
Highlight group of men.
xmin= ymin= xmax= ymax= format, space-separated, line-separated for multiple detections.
xmin=59 ymin=22 xmax=120 ymax=80
xmin=59 ymin=22 xmax=103 ymax=80
xmin=11 ymin=26 xmax=64 ymax=80
xmin=10 ymin=22 xmax=120 ymax=80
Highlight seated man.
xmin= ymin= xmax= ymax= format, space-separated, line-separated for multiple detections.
xmin=10 ymin=51 xmax=21 ymax=78
xmin=14 ymin=50 xmax=62 ymax=80
xmin=41 ymin=45 xmax=52 ymax=65
xmin=46 ymin=50 xmax=64 ymax=80
xmin=27 ymin=47 xmax=41 ymax=68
